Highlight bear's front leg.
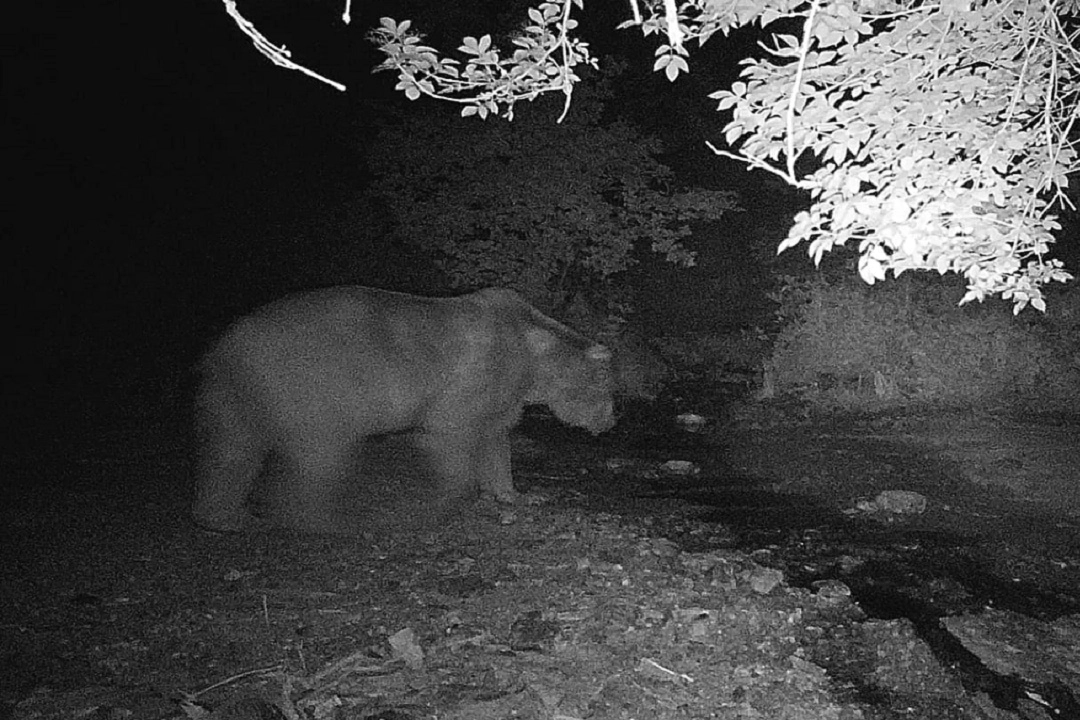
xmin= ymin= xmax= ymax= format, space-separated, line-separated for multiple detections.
xmin=415 ymin=428 xmax=517 ymax=503
xmin=471 ymin=431 xmax=518 ymax=503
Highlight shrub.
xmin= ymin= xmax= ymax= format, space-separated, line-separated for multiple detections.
xmin=765 ymin=272 xmax=1080 ymax=410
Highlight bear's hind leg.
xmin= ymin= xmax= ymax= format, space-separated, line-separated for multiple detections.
xmin=192 ymin=380 xmax=266 ymax=532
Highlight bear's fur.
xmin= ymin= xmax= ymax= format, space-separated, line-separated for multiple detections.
xmin=192 ymin=286 xmax=614 ymax=534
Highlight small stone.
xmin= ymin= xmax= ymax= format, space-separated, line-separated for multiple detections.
xmin=875 ymin=490 xmax=928 ymax=515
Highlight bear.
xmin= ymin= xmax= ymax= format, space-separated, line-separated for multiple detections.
xmin=191 ymin=286 xmax=615 ymax=534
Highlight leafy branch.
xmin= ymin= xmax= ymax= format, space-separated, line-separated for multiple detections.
xmin=707 ymin=0 xmax=1078 ymax=312
xmin=367 ymin=2 xmax=597 ymax=121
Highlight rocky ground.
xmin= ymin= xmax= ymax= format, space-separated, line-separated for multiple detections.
xmin=1 ymin=397 xmax=1078 ymax=720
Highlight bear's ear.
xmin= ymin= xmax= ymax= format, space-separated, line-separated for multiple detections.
xmin=587 ymin=344 xmax=611 ymax=363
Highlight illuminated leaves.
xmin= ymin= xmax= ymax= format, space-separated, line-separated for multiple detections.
xmin=703 ymin=0 xmax=1077 ymax=312
xmin=367 ymin=1 xmax=1079 ymax=310
xmin=654 ymin=45 xmax=690 ymax=81
xmin=368 ymin=5 xmax=596 ymax=120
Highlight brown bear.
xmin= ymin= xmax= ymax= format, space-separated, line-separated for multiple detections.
xmin=192 ymin=286 xmax=614 ymax=534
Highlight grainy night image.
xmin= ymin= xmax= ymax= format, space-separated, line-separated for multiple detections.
xmin=3 ymin=1 xmax=1080 ymax=719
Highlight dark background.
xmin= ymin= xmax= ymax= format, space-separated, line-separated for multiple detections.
xmin=1 ymin=0 xmax=755 ymax=406
xmin=5 ymin=0 xmax=372 ymax=385
xmin=4 ymin=0 xmax=1076 ymax=430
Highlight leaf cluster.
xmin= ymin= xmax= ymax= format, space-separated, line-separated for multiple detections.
xmin=368 ymin=5 xmax=597 ymax=121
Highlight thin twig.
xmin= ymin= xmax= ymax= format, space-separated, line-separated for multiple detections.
xmin=221 ymin=0 xmax=345 ymax=91
xmin=706 ymin=141 xmax=815 ymax=189
xmin=305 ymin=648 xmax=387 ymax=687
xmin=192 ymin=664 xmax=284 ymax=698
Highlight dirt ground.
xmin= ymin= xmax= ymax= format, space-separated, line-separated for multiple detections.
xmin=2 ymin=397 xmax=1079 ymax=720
